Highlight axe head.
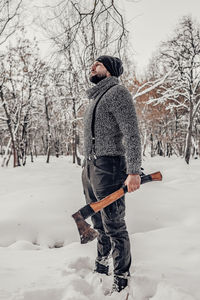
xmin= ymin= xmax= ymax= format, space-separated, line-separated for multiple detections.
xmin=72 ymin=211 xmax=98 ymax=244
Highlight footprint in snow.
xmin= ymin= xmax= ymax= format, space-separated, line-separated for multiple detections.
xmin=62 ymin=256 xmax=93 ymax=278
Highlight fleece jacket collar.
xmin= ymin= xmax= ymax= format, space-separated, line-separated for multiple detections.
xmin=86 ymin=76 xmax=119 ymax=100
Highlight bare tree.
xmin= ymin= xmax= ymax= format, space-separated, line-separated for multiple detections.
xmin=0 ymin=0 xmax=23 ymax=46
xmin=37 ymin=0 xmax=128 ymax=60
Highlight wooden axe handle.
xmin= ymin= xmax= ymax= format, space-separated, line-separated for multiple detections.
xmin=90 ymin=171 xmax=162 ymax=213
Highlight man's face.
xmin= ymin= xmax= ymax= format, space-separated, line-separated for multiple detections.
xmin=89 ymin=61 xmax=110 ymax=84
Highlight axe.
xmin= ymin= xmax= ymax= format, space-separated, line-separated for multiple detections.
xmin=72 ymin=171 xmax=162 ymax=244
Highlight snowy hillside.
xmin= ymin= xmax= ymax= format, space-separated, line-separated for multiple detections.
xmin=0 ymin=156 xmax=200 ymax=300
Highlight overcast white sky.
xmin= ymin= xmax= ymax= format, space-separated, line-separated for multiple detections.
xmin=121 ymin=0 xmax=200 ymax=71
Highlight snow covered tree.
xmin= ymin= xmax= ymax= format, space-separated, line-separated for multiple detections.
xmin=0 ymin=34 xmax=47 ymax=167
xmin=147 ymin=16 xmax=200 ymax=163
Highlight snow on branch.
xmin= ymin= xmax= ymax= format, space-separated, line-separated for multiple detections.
xmin=0 ymin=116 xmax=8 ymax=121
xmin=133 ymin=66 xmax=178 ymax=101
xmin=193 ymin=101 xmax=200 ymax=119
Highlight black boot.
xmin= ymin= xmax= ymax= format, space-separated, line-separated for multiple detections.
xmin=94 ymin=261 xmax=109 ymax=275
xmin=111 ymin=275 xmax=128 ymax=292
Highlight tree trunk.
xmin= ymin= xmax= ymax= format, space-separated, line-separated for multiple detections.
xmin=185 ymin=101 xmax=194 ymax=164
xmin=72 ymin=99 xmax=81 ymax=165
xmin=185 ymin=123 xmax=193 ymax=164
xmin=0 ymin=86 xmax=18 ymax=167
xmin=44 ymin=95 xmax=51 ymax=163
xmin=150 ymin=133 xmax=154 ymax=157
xmin=6 ymin=151 xmax=12 ymax=167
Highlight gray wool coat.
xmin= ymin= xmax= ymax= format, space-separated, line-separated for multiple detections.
xmin=83 ymin=76 xmax=142 ymax=174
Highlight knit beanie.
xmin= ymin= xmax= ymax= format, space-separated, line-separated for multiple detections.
xmin=96 ymin=55 xmax=123 ymax=77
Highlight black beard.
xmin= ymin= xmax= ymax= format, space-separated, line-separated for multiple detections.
xmin=89 ymin=74 xmax=107 ymax=84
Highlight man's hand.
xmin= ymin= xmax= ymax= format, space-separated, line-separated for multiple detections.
xmin=124 ymin=174 xmax=141 ymax=193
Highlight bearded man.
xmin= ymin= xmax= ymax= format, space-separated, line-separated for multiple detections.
xmin=82 ymin=55 xmax=142 ymax=293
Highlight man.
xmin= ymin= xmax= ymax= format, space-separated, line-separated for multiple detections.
xmin=82 ymin=55 xmax=142 ymax=293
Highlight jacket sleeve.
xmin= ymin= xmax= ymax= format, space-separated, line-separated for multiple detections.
xmin=107 ymin=85 xmax=142 ymax=174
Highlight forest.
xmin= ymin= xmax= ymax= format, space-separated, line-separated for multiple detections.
xmin=0 ymin=0 xmax=200 ymax=167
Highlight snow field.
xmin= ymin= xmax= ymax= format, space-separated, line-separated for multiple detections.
xmin=0 ymin=156 xmax=200 ymax=299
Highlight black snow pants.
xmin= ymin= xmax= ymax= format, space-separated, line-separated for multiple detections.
xmin=82 ymin=155 xmax=131 ymax=277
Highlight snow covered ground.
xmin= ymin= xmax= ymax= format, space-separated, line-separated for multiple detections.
xmin=0 ymin=156 xmax=200 ymax=300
